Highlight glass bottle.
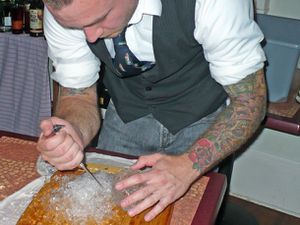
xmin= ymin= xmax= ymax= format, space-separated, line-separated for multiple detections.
xmin=0 ymin=0 xmax=12 ymax=32
xmin=29 ymin=0 xmax=43 ymax=37
xmin=23 ymin=0 xmax=30 ymax=33
xmin=11 ymin=0 xmax=24 ymax=34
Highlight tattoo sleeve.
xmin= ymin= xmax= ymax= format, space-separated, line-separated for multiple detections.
xmin=188 ymin=69 xmax=267 ymax=174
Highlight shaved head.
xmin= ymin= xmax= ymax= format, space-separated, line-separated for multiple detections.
xmin=43 ymin=0 xmax=73 ymax=9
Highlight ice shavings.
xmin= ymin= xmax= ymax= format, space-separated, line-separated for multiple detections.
xmin=45 ymin=171 xmax=119 ymax=224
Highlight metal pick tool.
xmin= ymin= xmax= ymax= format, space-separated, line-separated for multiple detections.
xmin=52 ymin=124 xmax=65 ymax=134
xmin=52 ymin=124 xmax=103 ymax=188
xmin=79 ymin=162 xmax=104 ymax=188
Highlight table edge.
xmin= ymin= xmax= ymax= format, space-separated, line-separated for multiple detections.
xmin=265 ymin=111 xmax=300 ymax=135
xmin=191 ymin=172 xmax=227 ymax=225
xmin=0 ymin=130 xmax=38 ymax=141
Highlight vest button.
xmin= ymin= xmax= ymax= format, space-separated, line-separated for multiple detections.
xmin=145 ymin=86 xmax=152 ymax=91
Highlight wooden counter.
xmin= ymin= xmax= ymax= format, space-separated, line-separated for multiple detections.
xmin=265 ymin=69 xmax=300 ymax=135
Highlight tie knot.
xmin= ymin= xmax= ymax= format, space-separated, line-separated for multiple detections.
xmin=113 ymin=28 xmax=127 ymax=47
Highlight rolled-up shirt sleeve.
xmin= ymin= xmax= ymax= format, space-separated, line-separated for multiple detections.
xmin=44 ymin=7 xmax=100 ymax=88
xmin=195 ymin=0 xmax=266 ymax=85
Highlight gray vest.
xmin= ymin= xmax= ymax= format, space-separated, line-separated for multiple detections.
xmin=88 ymin=0 xmax=227 ymax=134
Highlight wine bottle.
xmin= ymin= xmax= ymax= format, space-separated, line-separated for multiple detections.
xmin=0 ymin=0 xmax=12 ymax=32
xmin=29 ymin=0 xmax=43 ymax=37
xmin=11 ymin=0 xmax=24 ymax=34
xmin=23 ymin=0 xmax=30 ymax=33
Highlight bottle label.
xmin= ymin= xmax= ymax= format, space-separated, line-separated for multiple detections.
xmin=12 ymin=20 xmax=23 ymax=30
xmin=3 ymin=16 xmax=11 ymax=26
xmin=99 ymin=97 xmax=104 ymax=106
xmin=30 ymin=9 xmax=43 ymax=30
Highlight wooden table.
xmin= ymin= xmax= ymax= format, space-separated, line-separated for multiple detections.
xmin=0 ymin=130 xmax=226 ymax=225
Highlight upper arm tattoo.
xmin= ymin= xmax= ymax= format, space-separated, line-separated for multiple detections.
xmin=188 ymin=69 xmax=267 ymax=174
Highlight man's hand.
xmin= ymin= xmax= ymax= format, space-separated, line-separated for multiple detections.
xmin=37 ymin=83 xmax=100 ymax=171
xmin=37 ymin=116 xmax=85 ymax=170
xmin=115 ymin=153 xmax=200 ymax=221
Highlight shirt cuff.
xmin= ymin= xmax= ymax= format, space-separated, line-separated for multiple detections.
xmin=51 ymin=60 xmax=100 ymax=88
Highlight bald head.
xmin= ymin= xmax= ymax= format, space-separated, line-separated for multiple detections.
xmin=43 ymin=0 xmax=73 ymax=10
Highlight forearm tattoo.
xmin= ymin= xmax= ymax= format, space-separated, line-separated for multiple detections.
xmin=60 ymin=87 xmax=91 ymax=96
xmin=188 ymin=70 xmax=266 ymax=173
xmin=55 ymin=84 xmax=98 ymax=116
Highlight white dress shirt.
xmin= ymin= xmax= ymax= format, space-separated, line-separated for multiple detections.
xmin=44 ymin=0 xmax=266 ymax=88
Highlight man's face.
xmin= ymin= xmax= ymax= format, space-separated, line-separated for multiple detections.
xmin=46 ymin=0 xmax=138 ymax=43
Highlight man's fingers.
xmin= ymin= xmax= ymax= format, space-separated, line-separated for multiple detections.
xmin=115 ymin=154 xmax=196 ymax=221
xmin=127 ymin=191 xmax=161 ymax=217
xmin=131 ymin=153 xmax=163 ymax=170
xmin=116 ymin=172 xmax=148 ymax=190
xmin=37 ymin=117 xmax=85 ymax=171
xmin=120 ymin=185 xmax=155 ymax=208
xmin=37 ymin=130 xmax=67 ymax=154
xmin=48 ymin=141 xmax=79 ymax=164
xmin=39 ymin=120 xmax=54 ymax=136
xmin=38 ymin=131 xmax=83 ymax=170
xmin=144 ymin=197 xmax=171 ymax=221
xmin=55 ymin=149 xmax=83 ymax=170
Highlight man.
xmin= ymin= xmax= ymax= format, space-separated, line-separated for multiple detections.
xmin=38 ymin=0 xmax=267 ymax=221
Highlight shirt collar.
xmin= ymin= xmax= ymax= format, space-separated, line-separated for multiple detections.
xmin=128 ymin=0 xmax=162 ymax=25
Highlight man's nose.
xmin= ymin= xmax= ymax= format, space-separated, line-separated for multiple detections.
xmin=83 ymin=26 xmax=103 ymax=43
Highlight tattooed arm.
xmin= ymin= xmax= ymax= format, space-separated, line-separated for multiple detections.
xmin=115 ymin=69 xmax=267 ymax=221
xmin=188 ymin=69 xmax=267 ymax=174
xmin=37 ymin=83 xmax=100 ymax=170
xmin=54 ymin=84 xmax=100 ymax=146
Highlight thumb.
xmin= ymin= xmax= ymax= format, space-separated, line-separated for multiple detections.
xmin=131 ymin=153 xmax=163 ymax=170
xmin=40 ymin=119 xmax=54 ymax=137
